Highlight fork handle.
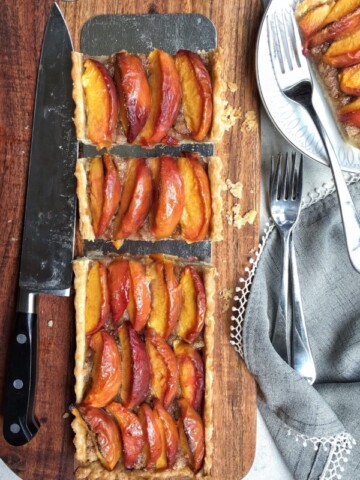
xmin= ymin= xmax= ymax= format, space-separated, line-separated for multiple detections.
xmin=272 ymin=231 xmax=291 ymax=363
xmin=290 ymin=235 xmax=316 ymax=384
xmin=306 ymin=102 xmax=360 ymax=272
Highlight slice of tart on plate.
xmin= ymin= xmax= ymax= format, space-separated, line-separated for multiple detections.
xmin=296 ymin=0 xmax=360 ymax=148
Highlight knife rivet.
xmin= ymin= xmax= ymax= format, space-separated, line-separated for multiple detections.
xmin=16 ymin=334 xmax=27 ymax=344
xmin=10 ymin=424 xmax=20 ymax=434
xmin=13 ymin=379 xmax=24 ymax=390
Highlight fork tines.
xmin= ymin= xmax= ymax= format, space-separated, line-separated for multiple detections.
xmin=270 ymin=153 xmax=303 ymax=202
xmin=267 ymin=8 xmax=308 ymax=83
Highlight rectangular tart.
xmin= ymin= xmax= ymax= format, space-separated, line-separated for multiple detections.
xmin=71 ymin=48 xmax=239 ymax=149
xmin=72 ymin=254 xmax=215 ymax=479
xmin=296 ymin=0 xmax=360 ymax=148
xmin=75 ymin=154 xmax=223 ymax=245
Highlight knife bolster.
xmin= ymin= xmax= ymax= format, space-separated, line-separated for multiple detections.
xmin=17 ymin=290 xmax=37 ymax=314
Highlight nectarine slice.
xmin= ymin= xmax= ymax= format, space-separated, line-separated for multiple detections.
xmin=175 ymin=50 xmax=213 ymax=141
xmin=128 ymin=260 xmax=151 ymax=331
xmin=339 ymin=97 xmax=360 ymax=127
xmin=82 ymin=59 xmax=118 ymax=150
xmin=97 ymin=154 xmax=121 ymax=237
xmin=322 ymin=0 xmax=360 ymax=28
xmin=138 ymin=404 xmax=163 ymax=469
xmin=174 ymin=341 xmax=204 ymax=412
xmin=178 ymin=398 xmax=205 ymax=473
xmin=108 ymin=259 xmax=130 ymax=325
xmin=147 ymin=260 xmax=169 ymax=337
xmin=154 ymin=400 xmax=179 ymax=468
xmin=140 ymin=49 xmax=182 ymax=145
xmin=85 ymin=262 xmax=110 ymax=335
xmin=114 ymin=52 xmax=151 ymax=143
xmin=163 ymin=260 xmax=182 ymax=339
xmin=185 ymin=152 xmax=212 ymax=241
xmin=153 ymin=409 xmax=168 ymax=470
xmin=71 ymin=404 xmax=122 ymax=471
xmin=152 ymin=156 xmax=185 ymax=239
xmin=145 ymin=329 xmax=179 ymax=408
xmin=118 ymin=322 xmax=150 ymax=409
xmin=106 ymin=402 xmax=145 ymax=469
xmin=83 ymin=331 xmax=122 ymax=408
xmin=178 ymin=156 xmax=205 ymax=241
xmin=298 ymin=4 xmax=334 ymax=39
xmin=323 ymin=28 xmax=360 ymax=68
xmin=307 ymin=8 xmax=360 ymax=49
xmin=114 ymin=159 xmax=153 ymax=239
xmin=177 ymin=266 xmax=206 ymax=343
xmin=339 ymin=64 xmax=360 ymax=95
xmin=89 ymin=157 xmax=104 ymax=236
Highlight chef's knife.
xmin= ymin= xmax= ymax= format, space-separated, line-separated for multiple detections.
xmin=3 ymin=3 xmax=77 ymax=446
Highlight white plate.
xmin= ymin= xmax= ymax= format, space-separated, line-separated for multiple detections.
xmin=256 ymin=0 xmax=360 ymax=173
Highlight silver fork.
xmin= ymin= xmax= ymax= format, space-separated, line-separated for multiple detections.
xmin=268 ymin=9 xmax=360 ymax=273
xmin=270 ymin=153 xmax=316 ymax=384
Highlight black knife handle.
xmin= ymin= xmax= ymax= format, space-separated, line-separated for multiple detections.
xmin=3 ymin=311 xmax=40 ymax=446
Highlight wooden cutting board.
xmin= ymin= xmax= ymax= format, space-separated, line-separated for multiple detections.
xmin=0 ymin=0 xmax=262 ymax=478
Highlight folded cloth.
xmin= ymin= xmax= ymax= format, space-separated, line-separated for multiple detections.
xmin=233 ymin=181 xmax=360 ymax=480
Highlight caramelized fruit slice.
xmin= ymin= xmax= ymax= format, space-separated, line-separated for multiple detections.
xmin=174 ymin=340 xmax=205 ymax=411
xmin=154 ymin=399 xmax=179 ymax=468
xmin=152 ymin=156 xmax=185 ymax=239
xmin=322 ymin=0 xmax=360 ymax=27
xmin=140 ymin=49 xmax=182 ymax=145
xmin=187 ymin=153 xmax=212 ymax=241
xmin=85 ymin=262 xmax=110 ymax=335
xmin=298 ymin=3 xmax=334 ymax=39
xmin=83 ymin=331 xmax=122 ymax=408
xmin=138 ymin=404 xmax=163 ymax=469
xmin=114 ymin=159 xmax=152 ymax=239
xmin=145 ymin=329 xmax=179 ymax=408
xmin=128 ymin=260 xmax=151 ymax=331
xmin=323 ymin=28 xmax=360 ymax=68
xmin=97 ymin=154 xmax=121 ymax=237
xmin=175 ymin=50 xmax=213 ymax=141
xmin=163 ymin=260 xmax=182 ymax=339
xmin=82 ymin=59 xmax=118 ymax=150
xmin=178 ymin=398 xmax=205 ymax=473
xmin=89 ymin=157 xmax=104 ymax=235
xmin=106 ymin=402 xmax=145 ymax=469
xmin=118 ymin=322 xmax=150 ymax=409
xmin=177 ymin=266 xmax=206 ymax=343
xmin=307 ymin=8 xmax=360 ymax=49
xmin=114 ymin=52 xmax=151 ymax=143
xmin=339 ymin=97 xmax=360 ymax=127
xmin=339 ymin=64 xmax=360 ymax=95
xmin=71 ymin=404 xmax=122 ymax=471
xmin=153 ymin=409 xmax=168 ymax=470
xmin=108 ymin=259 xmax=130 ymax=325
xmin=147 ymin=260 xmax=169 ymax=337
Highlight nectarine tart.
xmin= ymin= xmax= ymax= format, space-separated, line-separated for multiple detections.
xmin=296 ymin=0 xmax=360 ymax=146
xmin=75 ymin=153 xmax=223 ymax=244
xmin=71 ymin=48 xmax=239 ymax=148
xmin=71 ymin=255 xmax=215 ymax=478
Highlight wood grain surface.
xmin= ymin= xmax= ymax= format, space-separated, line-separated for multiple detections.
xmin=0 ymin=1 xmax=262 ymax=479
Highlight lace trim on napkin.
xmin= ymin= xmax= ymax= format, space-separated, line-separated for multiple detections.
xmin=230 ymin=173 xmax=360 ymax=479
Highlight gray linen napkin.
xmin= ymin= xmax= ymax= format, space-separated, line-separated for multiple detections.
xmin=241 ymin=181 xmax=360 ymax=480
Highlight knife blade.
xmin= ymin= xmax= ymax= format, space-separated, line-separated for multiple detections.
xmin=3 ymin=3 xmax=77 ymax=446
